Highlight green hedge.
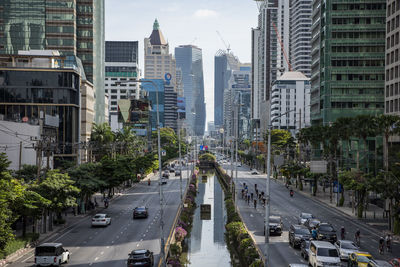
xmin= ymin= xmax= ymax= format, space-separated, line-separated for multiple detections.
xmin=0 ymin=233 xmax=39 ymax=259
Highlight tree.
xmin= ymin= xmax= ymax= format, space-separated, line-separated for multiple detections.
xmin=14 ymin=164 xmax=38 ymax=182
xmin=376 ymin=114 xmax=400 ymax=171
xmin=90 ymin=123 xmax=115 ymax=161
xmin=115 ymin=126 xmax=145 ymax=156
xmin=352 ymin=115 xmax=378 ymax=171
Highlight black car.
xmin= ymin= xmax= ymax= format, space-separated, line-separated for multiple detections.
xmin=133 ymin=206 xmax=148 ymax=219
xmin=162 ymin=172 xmax=170 ymax=178
xmin=127 ymin=249 xmax=153 ymax=267
xmin=288 ymin=224 xmax=311 ymax=248
xmin=264 ymin=216 xmax=283 ymax=236
xmin=304 ymin=218 xmax=321 ymax=230
xmin=316 ymin=223 xmax=337 ymax=243
xmin=300 ymin=240 xmax=311 ymax=260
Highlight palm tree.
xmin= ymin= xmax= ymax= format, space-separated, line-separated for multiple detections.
xmin=352 ymin=115 xmax=378 ymax=171
xmin=90 ymin=123 xmax=115 ymax=161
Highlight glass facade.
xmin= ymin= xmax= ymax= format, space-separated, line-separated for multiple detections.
xmin=105 ymin=41 xmax=138 ymax=63
xmin=141 ymin=79 xmax=165 ymax=131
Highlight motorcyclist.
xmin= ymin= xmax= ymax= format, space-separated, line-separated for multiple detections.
xmin=340 ymin=226 xmax=346 ymax=240
xmin=290 ymin=188 xmax=294 ymax=197
xmin=148 ymin=179 xmax=151 ymax=186
xmin=104 ymin=197 xmax=109 ymax=208
xmin=379 ymin=236 xmax=385 ymax=254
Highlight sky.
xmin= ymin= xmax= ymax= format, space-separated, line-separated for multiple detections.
xmin=105 ymin=0 xmax=258 ymax=128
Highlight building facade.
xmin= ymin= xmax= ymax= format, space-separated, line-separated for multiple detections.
xmin=385 ymin=0 xmax=400 ymax=116
xmin=144 ymin=19 xmax=176 ymax=87
xmin=141 ymin=79 xmax=165 ymax=131
xmin=0 ymin=0 xmax=106 ymax=123
xmin=290 ymin=0 xmax=312 ymax=77
xmin=271 ymin=72 xmax=311 ymax=134
xmin=164 ymin=85 xmax=177 ymax=133
xmin=175 ymin=45 xmax=206 ymax=136
xmin=311 ymin=0 xmax=386 ymax=126
xmin=104 ymin=41 xmax=140 ymax=131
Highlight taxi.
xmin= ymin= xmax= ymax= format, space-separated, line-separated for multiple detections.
xmin=348 ymin=252 xmax=374 ymax=267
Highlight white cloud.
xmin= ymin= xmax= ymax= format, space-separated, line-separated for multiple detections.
xmin=193 ymin=9 xmax=218 ymax=18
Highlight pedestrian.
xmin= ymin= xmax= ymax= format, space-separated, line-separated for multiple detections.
xmin=340 ymin=226 xmax=346 ymax=240
xmin=254 ymin=198 xmax=257 ymax=209
xmin=385 ymin=234 xmax=392 ymax=252
xmin=255 ymin=189 xmax=259 ymax=198
xmin=255 ymin=183 xmax=257 ymax=190
xmin=241 ymin=189 xmax=245 ymax=199
xmin=251 ymin=192 xmax=254 ymax=201
xmin=247 ymin=193 xmax=250 ymax=205
xmin=262 ymin=197 xmax=266 ymax=207
xmin=311 ymin=227 xmax=317 ymax=240
xmin=354 ymin=229 xmax=361 ymax=246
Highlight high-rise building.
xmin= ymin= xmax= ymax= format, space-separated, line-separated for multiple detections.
xmin=214 ymin=50 xmax=240 ymax=129
xmin=104 ymin=41 xmax=140 ymax=131
xmin=175 ymin=45 xmax=206 ymax=136
xmin=290 ymin=0 xmax=312 ymax=77
xmin=310 ymin=0 xmax=386 ymax=126
xmin=271 ymin=72 xmax=310 ymax=134
xmin=385 ymin=0 xmax=400 ymax=116
xmin=141 ymin=79 xmax=165 ymax=131
xmin=144 ymin=19 xmax=176 ymax=87
xmin=164 ymin=85 xmax=178 ymax=133
xmin=0 ymin=0 xmax=106 ymax=123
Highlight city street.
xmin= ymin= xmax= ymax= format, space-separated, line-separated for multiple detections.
xmin=222 ymin=162 xmax=400 ymax=266
xmin=6 ymin=169 xmax=189 ymax=267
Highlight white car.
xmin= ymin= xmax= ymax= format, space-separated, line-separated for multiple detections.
xmin=35 ymin=243 xmax=69 ymax=266
xmin=91 ymin=213 xmax=111 ymax=227
xmin=309 ymin=241 xmax=341 ymax=267
xmin=334 ymin=240 xmax=359 ymax=260
xmin=250 ymin=169 xmax=259 ymax=175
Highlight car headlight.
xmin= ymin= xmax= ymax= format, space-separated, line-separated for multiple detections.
xmin=318 ymin=234 xmax=324 ymax=238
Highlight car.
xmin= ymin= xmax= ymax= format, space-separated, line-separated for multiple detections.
xmin=159 ymin=178 xmax=168 ymax=185
xmin=304 ymin=218 xmax=321 ymax=230
xmin=237 ymin=162 xmax=242 ymax=167
xmin=175 ymin=170 xmax=181 ymax=176
xmin=170 ymin=168 xmax=175 ymax=173
xmin=334 ymin=240 xmax=359 ymax=260
xmin=127 ymin=249 xmax=154 ymax=267
xmin=288 ymin=265 xmax=309 ymax=267
xmin=368 ymin=260 xmax=395 ymax=267
xmin=264 ymin=216 xmax=283 ymax=236
xmin=251 ymin=169 xmax=260 ymax=175
xmin=298 ymin=212 xmax=314 ymax=225
xmin=300 ymin=240 xmax=311 ymax=260
xmin=308 ymin=240 xmax=341 ymax=267
xmin=91 ymin=213 xmax=111 ymax=227
xmin=316 ymin=223 xmax=337 ymax=243
xmin=389 ymin=259 xmax=400 ymax=267
xmin=133 ymin=206 xmax=148 ymax=219
xmin=35 ymin=243 xmax=69 ymax=267
xmin=162 ymin=172 xmax=170 ymax=178
xmin=348 ymin=252 xmax=374 ymax=267
xmin=288 ymin=224 xmax=311 ymax=248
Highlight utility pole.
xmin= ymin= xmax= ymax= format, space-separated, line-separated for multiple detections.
xmin=234 ymin=104 xmax=239 ymax=207
xmin=18 ymin=141 xmax=22 ymax=171
xmin=178 ymin=120 xmax=183 ymax=204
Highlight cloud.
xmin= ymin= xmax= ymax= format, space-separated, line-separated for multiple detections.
xmin=193 ymin=9 xmax=218 ymax=18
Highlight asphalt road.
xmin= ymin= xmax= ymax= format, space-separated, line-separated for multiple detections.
xmin=7 ymin=167 xmax=190 ymax=267
xmin=222 ymin=162 xmax=400 ymax=267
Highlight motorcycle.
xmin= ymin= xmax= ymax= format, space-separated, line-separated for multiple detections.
xmin=290 ymin=190 xmax=294 ymax=197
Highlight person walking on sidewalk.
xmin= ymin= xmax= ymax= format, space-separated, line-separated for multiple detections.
xmin=251 ymin=192 xmax=254 ymax=201
xmin=254 ymin=198 xmax=257 ymax=209
xmin=355 ymin=229 xmax=361 ymax=247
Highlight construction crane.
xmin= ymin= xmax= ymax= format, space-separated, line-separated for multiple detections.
xmin=272 ymin=22 xmax=293 ymax=72
xmin=216 ymin=31 xmax=231 ymax=53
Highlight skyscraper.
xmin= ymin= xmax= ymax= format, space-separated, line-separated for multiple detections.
xmin=175 ymin=45 xmax=206 ymax=136
xmin=214 ymin=50 xmax=240 ymax=129
xmin=290 ymin=0 xmax=312 ymax=77
xmin=0 ymin=0 xmax=106 ymax=123
xmin=105 ymin=41 xmax=140 ymax=131
xmin=144 ymin=19 xmax=176 ymax=87
xmin=310 ymin=0 xmax=386 ymax=126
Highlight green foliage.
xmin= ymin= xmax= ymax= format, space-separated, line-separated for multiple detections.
xmin=198 ymin=153 xmax=216 ymax=162
xmin=339 ymin=196 xmax=345 ymax=207
xmin=14 ymin=165 xmax=37 ymax=182
xmin=0 ymin=233 xmax=39 ymax=259
xmin=270 ymin=129 xmax=295 ymax=155
xmin=68 ymin=162 xmax=105 ymax=199
xmin=394 ymin=217 xmax=400 ymax=235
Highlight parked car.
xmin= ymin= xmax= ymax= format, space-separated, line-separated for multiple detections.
xmin=298 ymin=212 xmax=314 ymax=225
xmin=162 ymin=172 xmax=170 ymax=178
xmin=300 ymin=240 xmax=311 ymax=260
xmin=35 ymin=243 xmax=69 ymax=267
xmin=91 ymin=214 xmax=111 ymax=227
xmin=334 ymin=240 xmax=359 ymax=260
xmin=133 ymin=206 xmax=148 ymax=219
xmin=289 ymin=224 xmax=311 ymax=248
xmin=369 ymin=260 xmax=395 ymax=267
xmin=169 ymin=168 xmax=175 ymax=173
xmin=308 ymin=240 xmax=341 ymax=267
xmin=127 ymin=249 xmax=154 ymax=267
xmin=304 ymin=218 xmax=321 ymax=230
xmin=316 ymin=223 xmax=337 ymax=243
xmin=159 ymin=178 xmax=167 ymax=185
xmin=264 ymin=216 xmax=283 ymax=236
xmin=348 ymin=252 xmax=374 ymax=267
xmin=251 ymin=169 xmax=260 ymax=175
xmin=175 ymin=170 xmax=181 ymax=176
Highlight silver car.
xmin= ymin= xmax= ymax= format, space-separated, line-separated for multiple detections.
xmin=334 ymin=240 xmax=359 ymax=260
xmin=299 ymin=212 xmax=314 ymax=225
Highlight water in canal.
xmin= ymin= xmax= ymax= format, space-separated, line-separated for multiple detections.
xmin=188 ymin=171 xmax=232 ymax=267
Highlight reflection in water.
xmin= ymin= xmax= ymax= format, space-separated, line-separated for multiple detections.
xmin=188 ymin=173 xmax=231 ymax=266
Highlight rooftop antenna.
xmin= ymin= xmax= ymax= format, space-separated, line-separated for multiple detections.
xmin=216 ymin=31 xmax=231 ymax=53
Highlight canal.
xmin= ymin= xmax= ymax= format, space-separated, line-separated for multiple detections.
xmin=187 ymin=170 xmax=232 ymax=267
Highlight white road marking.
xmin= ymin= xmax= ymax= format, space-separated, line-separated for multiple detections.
xmin=137 ymin=244 xmax=140 ymax=247
xmin=107 ymin=246 xmax=110 ymax=249
xmin=94 ymin=257 xmax=99 ymax=261
xmin=100 ymin=251 xmax=104 ymax=255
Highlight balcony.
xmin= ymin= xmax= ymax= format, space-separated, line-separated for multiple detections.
xmin=330 ymin=52 xmax=384 ymax=59
xmin=330 ymin=95 xmax=384 ymax=102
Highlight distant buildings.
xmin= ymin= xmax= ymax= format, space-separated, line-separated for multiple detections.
xmin=141 ymin=79 xmax=165 ymax=131
xmin=175 ymin=45 xmax=206 ymax=136
xmin=271 ymin=72 xmax=310 ymax=134
xmin=0 ymin=0 xmax=106 ymax=123
xmin=105 ymin=41 xmax=140 ymax=131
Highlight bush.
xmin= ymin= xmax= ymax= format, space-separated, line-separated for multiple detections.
xmin=339 ymin=196 xmax=345 ymax=207
xmin=0 ymin=233 xmax=39 ymax=259
xmin=249 ymin=259 xmax=263 ymax=267
xmin=199 ymin=153 xmax=216 ymax=162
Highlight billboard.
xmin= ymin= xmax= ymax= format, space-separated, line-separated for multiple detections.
xmin=177 ymin=97 xmax=186 ymax=119
xmin=127 ymin=99 xmax=150 ymax=136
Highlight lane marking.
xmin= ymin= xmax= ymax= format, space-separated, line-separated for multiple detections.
xmin=94 ymin=257 xmax=99 ymax=261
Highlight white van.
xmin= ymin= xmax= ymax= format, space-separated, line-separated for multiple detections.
xmin=35 ymin=243 xmax=69 ymax=266
xmin=308 ymin=240 xmax=341 ymax=267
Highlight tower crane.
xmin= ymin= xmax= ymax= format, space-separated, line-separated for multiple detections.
xmin=216 ymin=31 xmax=231 ymax=53
xmin=272 ymin=22 xmax=293 ymax=71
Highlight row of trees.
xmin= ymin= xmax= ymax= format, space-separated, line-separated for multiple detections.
xmin=0 ymin=123 xmax=185 ymax=256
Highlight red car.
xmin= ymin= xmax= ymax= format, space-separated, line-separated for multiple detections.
xmin=389 ymin=259 xmax=400 ymax=267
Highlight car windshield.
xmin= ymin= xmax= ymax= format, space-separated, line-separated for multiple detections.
xmin=136 ymin=207 xmax=146 ymax=211
xmin=270 ymin=217 xmax=281 ymax=223
xmin=317 ymin=248 xmax=339 ymax=257
xmin=319 ymin=225 xmax=334 ymax=232
xmin=341 ymin=242 xmax=358 ymax=249
xmin=35 ymin=247 xmax=56 ymax=256
xmin=309 ymin=220 xmax=320 ymax=225
xmin=357 ymin=255 xmax=373 ymax=263
xmin=296 ymin=228 xmax=310 ymax=235
xmin=94 ymin=215 xmax=104 ymax=218
xmin=301 ymin=213 xmax=313 ymax=219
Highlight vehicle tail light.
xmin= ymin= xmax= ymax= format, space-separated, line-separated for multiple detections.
xmin=102 ymin=219 xmax=106 ymax=221
xmin=54 ymin=257 xmax=57 ymax=263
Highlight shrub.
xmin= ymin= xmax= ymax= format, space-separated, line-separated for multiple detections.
xmin=239 ymin=238 xmax=253 ymax=254
xmin=0 ymin=233 xmax=39 ymax=259
xmin=339 ymin=196 xmax=344 ymax=207
xmin=170 ymin=243 xmax=182 ymax=257
xmin=175 ymin=227 xmax=187 ymax=242
xmin=250 ymin=259 xmax=263 ymax=267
